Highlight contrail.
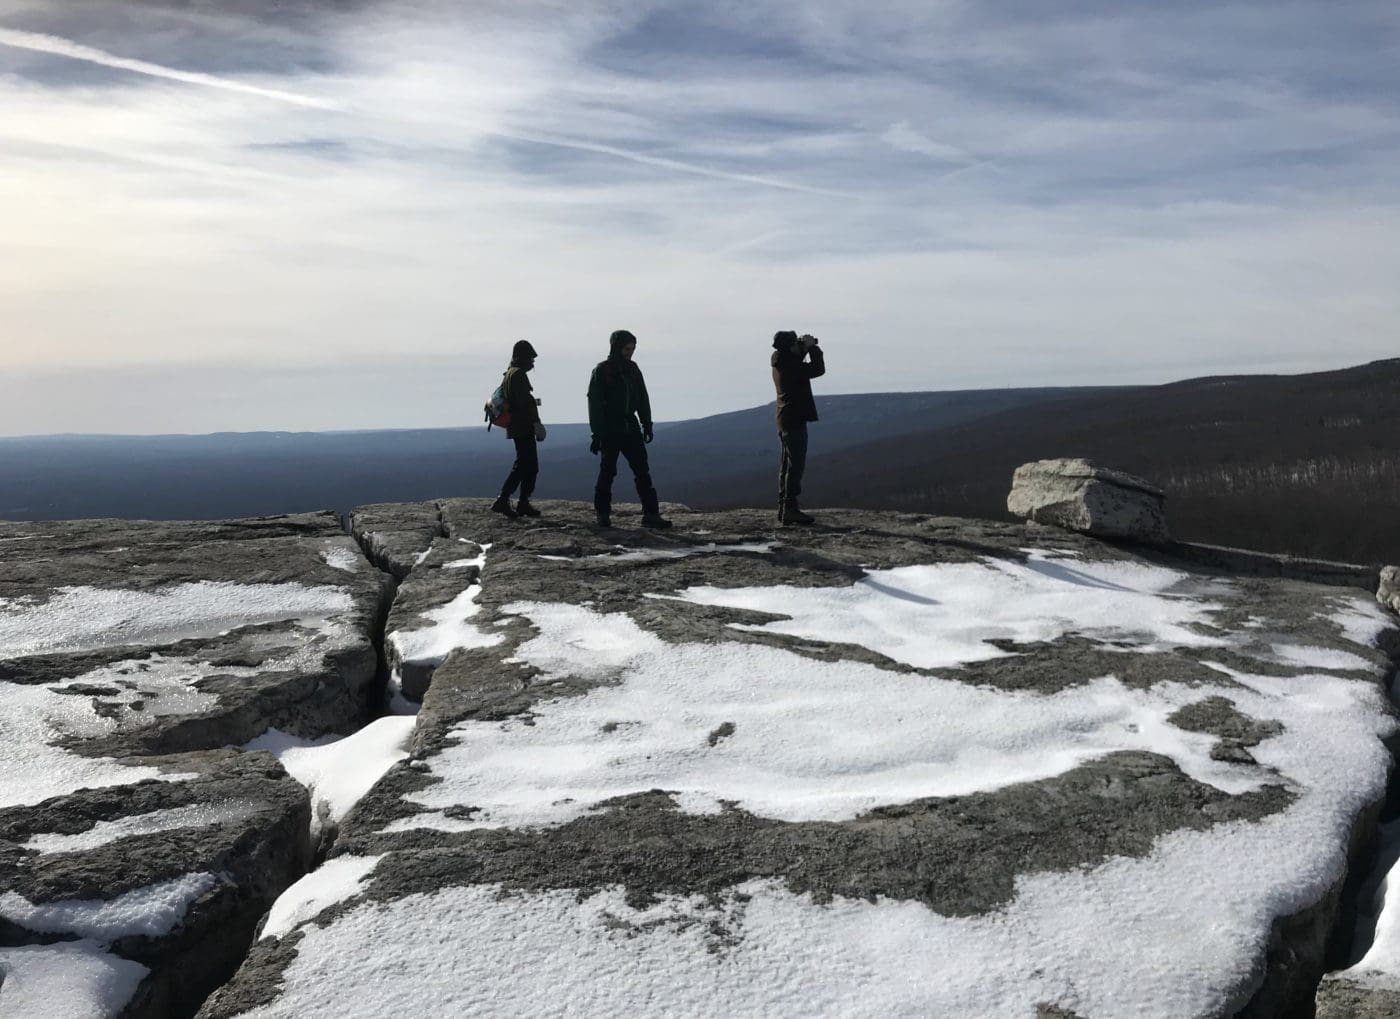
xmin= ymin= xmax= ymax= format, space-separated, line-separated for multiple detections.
xmin=0 ymin=24 xmax=857 ymax=198
xmin=0 ymin=27 xmax=342 ymax=110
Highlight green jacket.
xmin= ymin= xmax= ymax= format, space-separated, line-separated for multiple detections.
xmin=587 ymin=357 xmax=652 ymax=440
xmin=502 ymin=365 xmax=539 ymax=440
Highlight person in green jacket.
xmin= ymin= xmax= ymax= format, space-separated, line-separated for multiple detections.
xmin=491 ymin=340 xmax=545 ymax=519
xmin=587 ymin=330 xmax=671 ymax=529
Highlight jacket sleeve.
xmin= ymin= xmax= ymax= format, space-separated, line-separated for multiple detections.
xmin=804 ymin=346 xmax=826 ymax=380
xmin=586 ymin=367 xmax=603 ymax=436
xmin=636 ymin=368 xmax=653 ymax=432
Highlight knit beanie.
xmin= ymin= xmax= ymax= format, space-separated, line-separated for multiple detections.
xmin=772 ymin=330 xmax=798 ymax=351
xmin=609 ymin=329 xmax=637 ymax=356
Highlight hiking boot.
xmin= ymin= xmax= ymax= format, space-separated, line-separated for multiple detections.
xmin=641 ymin=512 xmax=673 ymax=530
xmin=780 ymin=505 xmax=815 ymax=526
xmin=491 ymin=494 xmax=517 ymax=518
xmin=516 ymin=499 xmax=541 ymax=518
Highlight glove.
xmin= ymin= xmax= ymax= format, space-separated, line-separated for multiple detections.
xmin=534 ymin=422 xmax=547 ymax=442
xmin=589 ymin=436 xmax=601 ymax=455
xmin=643 ymin=427 xmax=654 ymax=444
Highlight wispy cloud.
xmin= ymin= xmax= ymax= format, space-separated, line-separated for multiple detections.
xmin=0 ymin=26 xmax=342 ymax=109
xmin=1 ymin=0 xmax=1398 ymax=434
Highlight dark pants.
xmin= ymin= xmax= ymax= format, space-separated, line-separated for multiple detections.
xmin=778 ymin=424 xmax=808 ymax=509
xmin=500 ymin=435 xmax=538 ymax=500
xmin=595 ymin=432 xmax=659 ymax=517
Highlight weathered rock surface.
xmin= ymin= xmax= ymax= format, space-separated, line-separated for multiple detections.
xmin=1316 ymin=975 xmax=1400 ymax=1018
xmin=1381 ymin=565 xmax=1400 ymax=616
xmin=348 ymin=502 xmax=442 ymax=580
xmin=1008 ymin=457 xmax=1171 ymax=544
xmin=0 ymin=513 xmax=386 ymax=1017
xmin=202 ymin=501 xmax=1399 ymax=1019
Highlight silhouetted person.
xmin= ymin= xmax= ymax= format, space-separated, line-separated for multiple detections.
xmin=492 ymin=340 xmax=545 ymax=518
xmin=588 ymin=330 xmax=671 ymax=529
xmin=771 ymin=330 xmax=825 ymax=525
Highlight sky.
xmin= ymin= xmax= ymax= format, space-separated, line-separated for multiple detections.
xmin=0 ymin=0 xmax=1397 ymax=435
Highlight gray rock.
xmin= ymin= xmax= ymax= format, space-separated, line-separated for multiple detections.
xmin=348 ymin=501 xmax=443 ymax=580
xmin=1316 ymin=975 xmax=1400 ymax=1018
xmin=206 ymin=502 xmax=1397 ymax=1018
xmin=1007 ymin=457 xmax=1171 ymax=544
xmin=1380 ymin=565 xmax=1400 ymax=615
xmin=0 ymin=514 xmax=384 ymax=1016
xmin=0 ymin=750 xmax=309 ymax=1019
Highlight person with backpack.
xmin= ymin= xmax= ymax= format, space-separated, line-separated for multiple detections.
xmin=587 ymin=329 xmax=671 ymax=529
xmin=771 ymin=329 xmax=825 ymax=525
xmin=490 ymin=340 xmax=545 ymax=519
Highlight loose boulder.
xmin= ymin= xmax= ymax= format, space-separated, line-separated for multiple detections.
xmin=1007 ymin=458 xmax=1170 ymax=544
xmin=1380 ymin=565 xmax=1400 ymax=615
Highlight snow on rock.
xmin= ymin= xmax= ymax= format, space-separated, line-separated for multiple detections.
xmin=320 ymin=542 xmax=362 ymax=573
xmin=392 ymin=601 xmax=1277 ymax=833
xmin=23 ymin=799 xmax=265 ymax=855
xmin=0 ymin=940 xmax=149 ymax=1019
xmin=0 ymin=580 xmax=353 ymax=658
xmin=673 ymin=553 xmax=1226 ymax=669
xmin=246 ymin=717 xmax=415 ymax=841
xmin=258 ymin=855 xmax=384 ymax=941
xmin=540 ymin=541 xmax=778 ymax=563
xmin=0 ymin=872 xmax=219 ymax=941
xmin=0 ymin=513 xmax=382 ymax=1018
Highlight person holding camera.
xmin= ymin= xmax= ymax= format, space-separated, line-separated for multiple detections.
xmin=491 ymin=339 xmax=546 ymax=519
xmin=771 ymin=329 xmax=826 ymax=525
xmin=587 ymin=329 xmax=671 ymax=529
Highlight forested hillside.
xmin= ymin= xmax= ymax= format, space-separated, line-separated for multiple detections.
xmin=702 ymin=359 xmax=1400 ymax=564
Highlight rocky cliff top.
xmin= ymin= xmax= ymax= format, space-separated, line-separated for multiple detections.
xmin=2 ymin=501 xmax=1398 ymax=1018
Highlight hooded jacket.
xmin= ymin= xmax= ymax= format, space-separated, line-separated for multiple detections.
xmin=771 ymin=342 xmax=826 ymax=433
xmin=502 ymin=352 xmax=540 ymax=440
xmin=587 ymin=332 xmax=653 ymax=441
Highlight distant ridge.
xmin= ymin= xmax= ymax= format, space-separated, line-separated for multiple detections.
xmin=700 ymin=359 xmax=1400 ymax=564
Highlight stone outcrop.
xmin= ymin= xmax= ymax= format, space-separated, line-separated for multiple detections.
xmin=1380 ymin=565 xmax=1400 ymax=615
xmin=0 ymin=513 xmax=386 ymax=1017
xmin=200 ymin=501 xmax=1397 ymax=1019
xmin=1316 ymin=975 xmax=1400 ymax=1018
xmin=1007 ymin=457 xmax=1171 ymax=544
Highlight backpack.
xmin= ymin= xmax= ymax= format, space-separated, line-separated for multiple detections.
xmin=484 ymin=376 xmax=512 ymax=431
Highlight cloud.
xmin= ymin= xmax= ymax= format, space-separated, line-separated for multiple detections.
xmin=0 ymin=0 xmax=1398 ymax=434
xmin=0 ymin=26 xmax=341 ymax=108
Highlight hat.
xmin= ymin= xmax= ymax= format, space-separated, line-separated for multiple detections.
xmin=772 ymin=329 xmax=798 ymax=351
xmin=609 ymin=329 xmax=637 ymax=355
xmin=512 ymin=339 xmax=537 ymax=362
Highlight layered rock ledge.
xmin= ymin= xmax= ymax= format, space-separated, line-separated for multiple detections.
xmin=189 ymin=500 xmax=1398 ymax=1019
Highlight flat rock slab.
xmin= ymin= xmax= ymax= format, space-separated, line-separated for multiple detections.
xmin=1316 ymin=976 xmax=1400 ymax=1018
xmin=348 ymin=502 xmax=443 ymax=580
xmin=203 ymin=503 xmax=1399 ymax=1019
xmin=1008 ymin=457 xmax=1171 ymax=545
xmin=0 ymin=513 xmax=386 ymax=1016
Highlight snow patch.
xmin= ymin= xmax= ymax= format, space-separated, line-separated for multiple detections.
xmin=0 ymin=580 xmax=355 ymax=658
xmin=0 ymin=940 xmax=148 ymax=1019
xmin=388 ymin=587 xmax=503 ymax=671
xmin=672 ymin=557 xmax=1226 ymax=670
xmin=23 ymin=800 xmax=264 ymax=855
xmin=260 ymin=855 xmax=384 ymax=941
xmin=247 ymin=718 xmax=415 ymax=838
xmin=0 ymin=872 xmax=218 ymax=941
xmin=321 ymin=544 xmax=361 ymax=572
xmin=392 ymin=598 xmax=1272 ymax=833
xmin=1328 ymin=595 xmax=1396 ymax=648
xmin=0 ymin=680 xmax=190 ymax=809
xmin=541 ymin=542 xmax=778 ymax=564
